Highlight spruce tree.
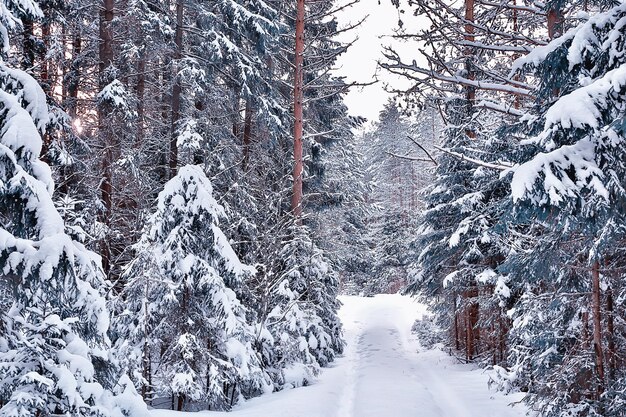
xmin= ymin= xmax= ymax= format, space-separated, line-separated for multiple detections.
xmin=113 ymin=165 xmax=270 ymax=411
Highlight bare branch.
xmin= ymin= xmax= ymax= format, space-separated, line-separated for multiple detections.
xmin=407 ymin=136 xmax=439 ymax=166
xmin=386 ymin=151 xmax=436 ymax=164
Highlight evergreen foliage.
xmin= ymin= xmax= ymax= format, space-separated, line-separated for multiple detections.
xmin=114 ymin=165 xmax=269 ymax=411
xmin=387 ymin=0 xmax=626 ymax=414
xmin=0 ymin=2 xmax=146 ymax=415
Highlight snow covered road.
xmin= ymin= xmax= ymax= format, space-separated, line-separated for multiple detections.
xmin=153 ymin=294 xmax=527 ymax=417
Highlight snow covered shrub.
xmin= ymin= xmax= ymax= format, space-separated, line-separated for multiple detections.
xmin=411 ymin=315 xmax=444 ymax=350
xmin=113 ymin=165 xmax=271 ymax=411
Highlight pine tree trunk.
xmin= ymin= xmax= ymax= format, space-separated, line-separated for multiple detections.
xmin=591 ymin=260 xmax=605 ymax=396
xmin=39 ymin=19 xmax=52 ymax=158
xmin=170 ymin=0 xmax=183 ymax=179
xmin=141 ymin=339 xmax=150 ymax=400
xmin=22 ymin=18 xmax=35 ymax=71
xmin=292 ymin=0 xmax=305 ymax=218
xmin=67 ymin=33 xmax=81 ymax=118
xmin=141 ymin=278 xmax=151 ymax=402
xmin=98 ymin=0 xmax=115 ymax=275
xmin=453 ymin=292 xmax=460 ymax=351
xmin=232 ymin=88 xmax=241 ymax=139
xmin=490 ymin=319 xmax=496 ymax=365
xmin=463 ymin=0 xmax=475 ymax=138
xmin=464 ymin=286 xmax=479 ymax=361
xmin=547 ymin=8 xmax=563 ymax=40
xmin=607 ymin=284 xmax=615 ymax=381
xmin=512 ymin=0 xmax=521 ymax=109
xmin=40 ymin=22 xmax=50 ymax=95
xmin=160 ymin=56 xmax=172 ymax=184
xmin=243 ymin=100 xmax=253 ymax=169
xmin=61 ymin=25 xmax=67 ymax=102
xmin=465 ymin=300 xmax=472 ymax=362
xmin=136 ymin=51 xmax=146 ymax=147
xmin=498 ymin=315 xmax=507 ymax=364
xmin=582 ymin=309 xmax=590 ymax=349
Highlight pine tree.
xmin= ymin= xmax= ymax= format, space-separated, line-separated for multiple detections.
xmin=264 ymin=224 xmax=343 ymax=387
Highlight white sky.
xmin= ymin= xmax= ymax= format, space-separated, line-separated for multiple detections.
xmin=333 ymin=0 xmax=422 ymax=123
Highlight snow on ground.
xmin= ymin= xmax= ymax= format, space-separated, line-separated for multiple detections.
xmin=152 ymin=294 xmax=527 ymax=417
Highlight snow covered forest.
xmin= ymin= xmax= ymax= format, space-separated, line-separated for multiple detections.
xmin=2 ymin=0 xmax=626 ymax=415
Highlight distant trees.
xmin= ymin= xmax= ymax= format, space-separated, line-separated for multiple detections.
xmin=340 ymin=100 xmax=439 ymax=295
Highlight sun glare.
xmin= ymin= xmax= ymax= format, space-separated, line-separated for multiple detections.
xmin=73 ymin=118 xmax=83 ymax=134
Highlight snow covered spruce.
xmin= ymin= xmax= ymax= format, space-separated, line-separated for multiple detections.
xmin=111 ymin=166 xmax=343 ymax=411
xmin=497 ymin=6 xmax=626 ymax=415
xmin=112 ymin=165 xmax=269 ymax=411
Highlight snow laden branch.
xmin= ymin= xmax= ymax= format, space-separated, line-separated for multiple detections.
xmin=433 ymin=145 xmax=514 ymax=171
xmin=457 ymin=40 xmax=533 ymax=53
xmin=386 ymin=135 xmax=513 ymax=170
xmin=511 ymin=137 xmax=608 ymax=205
xmin=380 ymin=50 xmax=534 ymax=97
xmin=476 ymin=100 xmax=524 ymax=117
xmin=510 ymin=3 xmax=626 ymax=205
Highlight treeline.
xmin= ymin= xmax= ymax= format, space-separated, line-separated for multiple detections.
xmin=0 ymin=0 xmax=364 ymax=414
xmin=384 ymin=0 xmax=626 ymax=415
xmin=343 ymin=101 xmax=441 ymax=296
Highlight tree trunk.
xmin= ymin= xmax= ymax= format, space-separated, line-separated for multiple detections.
xmin=160 ymin=56 xmax=172 ymax=184
xmin=465 ymin=301 xmax=472 ymax=362
xmin=463 ymin=0 xmax=475 ymax=138
xmin=453 ymin=292 xmax=460 ymax=351
xmin=243 ymin=100 xmax=253 ymax=169
xmin=38 ymin=19 xmax=52 ymax=158
xmin=232 ymin=88 xmax=241 ymax=139
xmin=67 ymin=33 xmax=81 ymax=118
xmin=136 ymin=51 xmax=146 ymax=147
xmin=40 ymin=22 xmax=50 ymax=95
xmin=606 ymin=284 xmax=615 ymax=381
xmin=512 ymin=0 xmax=521 ymax=109
xmin=465 ymin=286 xmax=479 ymax=362
xmin=141 ymin=277 xmax=151 ymax=402
xmin=291 ymin=0 xmax=305 ymax=218
xmin=498 ymin=315 xmax=507 ymax=364
xmin=141 ymin=340 xmax=150 ymax=400
xmin=591 ymin=260 xmax=605 ymax=397
xmin=170 ymin=0 xmax=183 ymax=179
xmin=582 ymin=309 xmax=590 ymax=350
xmin=547 ymin=8 xmax=564 ymax=40
xmin=98 ymin=0 xmax=115 ymax=276
xmin=22 ymin=18 xmax=35 ymax=71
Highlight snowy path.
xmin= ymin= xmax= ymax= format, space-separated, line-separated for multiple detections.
xmin=152 ymin=295 xmax=527 ymax=417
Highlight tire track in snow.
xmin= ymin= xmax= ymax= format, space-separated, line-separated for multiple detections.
xmin=334 ymin=321 xmax=362 ymax=417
